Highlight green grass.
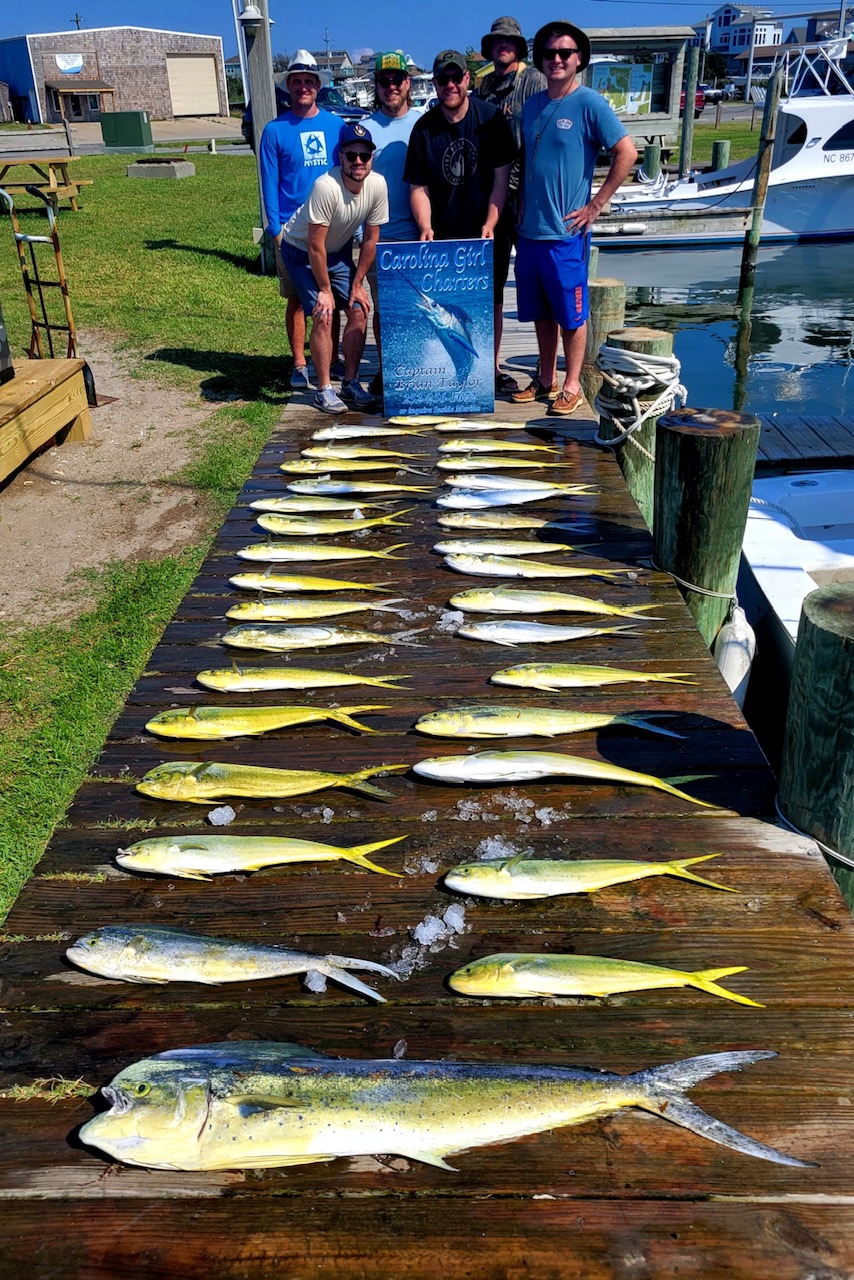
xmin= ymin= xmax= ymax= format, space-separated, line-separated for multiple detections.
xmin=0 ymin=153 xmax=291 ymax=920
xmin=681 ymin=118 xmax=764 ymax=166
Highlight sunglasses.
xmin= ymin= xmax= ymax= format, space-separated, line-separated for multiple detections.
xmin=435 ymin=71 xmax=465 ymax=87
xmin=543 ymin=46 xmax=578 ymax=61
xmin=343 ymin=150 xmax=372 ymax=163
xmin=377 ymin=73 xmax=407 ymax=88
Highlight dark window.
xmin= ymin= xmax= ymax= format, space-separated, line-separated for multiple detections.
xmin=786 ymin=118 xmax=807 ymax=145
xmin=824 ymin=119 xmax=854 ymax=149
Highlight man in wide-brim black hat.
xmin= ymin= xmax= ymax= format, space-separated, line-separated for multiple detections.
xmin=512 ymin=20 xmax=637 ymax=418
xmin=476 ymin=17 xmax=546 ymax=395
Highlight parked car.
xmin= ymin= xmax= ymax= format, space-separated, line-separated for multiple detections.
xmin=241 ymin=84 xmax=370 ymax=149
xmin=679 ymin=84 xmax=706 ymax=119
xmin=724 ymin=81 xmax=745 ymax=101
xmin=700 ymin=82 xmax=723 ymax=103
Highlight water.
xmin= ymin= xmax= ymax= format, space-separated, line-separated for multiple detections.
xmin=598 ymin=242 xmax=854 ymax=417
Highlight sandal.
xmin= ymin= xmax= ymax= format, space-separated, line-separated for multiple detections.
xmin=549 ymin=388 xmax=584 ymax=417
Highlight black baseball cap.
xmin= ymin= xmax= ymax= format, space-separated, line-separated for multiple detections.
xmin=433 ymin=49 xmax=468 ymax=76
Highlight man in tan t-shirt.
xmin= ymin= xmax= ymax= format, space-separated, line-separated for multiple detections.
xmin=280 ymin=122 xmax=389 ymax=414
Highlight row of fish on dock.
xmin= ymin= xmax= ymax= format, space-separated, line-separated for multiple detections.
xmin=75 ymin=411 xmax=812 ymax=1174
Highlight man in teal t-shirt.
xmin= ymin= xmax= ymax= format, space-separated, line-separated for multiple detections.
xmin=512 ymin=21 xmax=637 ymax=417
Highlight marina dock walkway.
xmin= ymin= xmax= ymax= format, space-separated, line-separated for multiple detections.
xmin=2 ymin=340 xmax=854 ymax=1275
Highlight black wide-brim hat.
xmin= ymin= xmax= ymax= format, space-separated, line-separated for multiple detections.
xmin=532 ymin=20 xmax=591 ymax=72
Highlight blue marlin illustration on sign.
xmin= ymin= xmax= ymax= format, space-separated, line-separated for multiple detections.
xmin=376 ymin=239 xmax=494 ymax=417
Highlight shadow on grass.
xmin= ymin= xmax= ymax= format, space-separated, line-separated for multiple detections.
xmin=145 ymin=347 xmax=290 ymax=402
xmin=144 ymin=238 xmax=261 ymax=274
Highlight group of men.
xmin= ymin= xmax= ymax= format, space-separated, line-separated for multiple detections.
xmin=258 ymin=20 xmax=638 ymax=416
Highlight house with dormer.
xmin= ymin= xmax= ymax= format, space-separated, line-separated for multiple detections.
xmin=705 ymin=5 xmax=783 ymax=66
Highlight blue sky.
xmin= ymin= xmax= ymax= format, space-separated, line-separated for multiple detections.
xmin=1 ymin=1 xmax=812 ymax=67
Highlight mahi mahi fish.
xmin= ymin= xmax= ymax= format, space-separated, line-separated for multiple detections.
xmin=222 ymin=624 xmax=423 ymax=652
xmin=437 ymin=513 xmax=578 ymax=531
xmin=302 ymin=446 xmax=421 ymax=460
xmin=448 ymin=953 xmax=763 ymax=1007
xmin=444 ymin=853 xmax=733 ymax=898
xmin=405 ymin=280 xmax=478 ymax=379
xmin=236 ymin=542 xmax=409 ymax=563
xmin=414 ymin=706 xmax=682 ymax=740
xmin=437 ymin=439 xmax=560 ymax=455
xmin=67 ymin=926 xmax=398 ymax=1001
xmin=412 ymin=750 xmax=717 ymax=809
xmin=434 ymin=539 xmax=582 ymax=557
xmin=116 ymin=833 xmax=406 ymax=879
xmin=136 ymin=760 xmax=408 ymax=803
xmin=455 ymin=620 xmax=641 ymax=646
xmin=280 ymin=460 xmax=428 ymax=476
xmin=437 ymin=489 xmax=588 ymax=510
xmin=444 ymin=554 xmax=634 ymax=581
xmin=312 ymin=424 xmax=430 ymax=440
xmin=287 ymin=479 xmax=433 ymax=495
xmin=229 ymin=572 xmax=397 ymax=594
xmin=255 ymin=511 xmax=412 ymax=535
xmin=225 ymin=598 xmax=406 ymax=622
xmin=195 ymin=666 xmax=409 ymax=692
xmin=444 ymin=473 xmax=589 ymax=492
xmin=490 ymin=663 xmax=696 ymax=691
xmin=78 ymin=1039 xmax=811 ymax=1171
xmin=435 ymin=457 xmax=574 ymax=473
xmin=145 ymin=704 xmax=387 ymax=739
xmin=450 ymin=586 xmax=652 ymax=617
xmin=249 ymin=496 xmax=396 ymax=514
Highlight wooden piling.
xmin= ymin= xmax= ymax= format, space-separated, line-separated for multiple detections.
xmin=579 ymin=277 xmax=626 ymax=411
xmin=678 ymin=45 xmax=700 ymax=180
xmin=642 ymin=143 xmax=661 ymax=180
xmin=653 ymin=406 xmax=760 ymax=646
xmin=597 ymin=326 xmax=672 ymax=530
xmin=778 ymin=584 xmax=854 ymax=902
xmin=739 ymin=69 xmax=783 ymax=302
xmin=711 ymin=139 xmax=731 ymax=170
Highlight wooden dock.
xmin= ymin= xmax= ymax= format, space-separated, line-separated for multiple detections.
xmin=2 ymin=388 xmax=854 ymax=1277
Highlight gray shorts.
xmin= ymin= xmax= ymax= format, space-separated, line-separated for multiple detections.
xmin=274 ymin=237 xmax=299 ymax=301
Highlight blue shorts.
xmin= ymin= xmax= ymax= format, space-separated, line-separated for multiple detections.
xmin=515 ymin=234 xmax=589 ymax=330
xmin=278 ymin=240 xmax=355 ymax=313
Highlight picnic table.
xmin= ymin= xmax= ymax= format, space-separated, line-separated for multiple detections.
xmin=0 ymin=153 xmax=92 ymax=210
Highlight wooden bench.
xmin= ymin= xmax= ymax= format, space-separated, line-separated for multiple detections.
xmin=0 ymin=153 xmax=93 ymax=211
xmin=0 ymin=358 xmax=91 ymax=484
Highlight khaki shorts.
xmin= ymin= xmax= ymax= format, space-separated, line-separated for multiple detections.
xmin=274 ymin=237 xmax=299 ymax=301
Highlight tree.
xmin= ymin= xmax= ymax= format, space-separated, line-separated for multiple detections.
xmin=706 ymin=52 xmax=728 ymax=83
xmin=272 ymin=51 xmax=290 ymax=73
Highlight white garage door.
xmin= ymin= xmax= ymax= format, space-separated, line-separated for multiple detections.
xmin=166 ymin=55 xmax=220 ymax=116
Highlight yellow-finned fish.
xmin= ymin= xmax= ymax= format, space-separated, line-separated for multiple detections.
xmin=255 ymin=511 xmax=412 ymax=535
xmin=222 ymin=624 xmax=423 ymax=652
xmin=116 ymin=833 xmax=406 ymax=879
xmin=444 ymin=853 xmax=733 ymax=898
xmin=445 ymin=555 xmax=636 ymax=582
xmin=434 ymin=539 xmax=581 ymax=557
xmin=491 ymin=663 xmax=696 ymax=691
xmin=437 ymin=488 xmax=590 ymax=510
xmin=280 ymin=459 xmax=428 ymax=476
xmin=449 ymin=586 xmax=655 ymax=617
xmin=146 ymin=704 xmax=387 ymax=739
xmin=437 ymin=512 xmax=578 ymax=531
xmin=437 ymin=439 xmax=560 ymax=454
xmin=229 ymin=571 xmax=397 ymax=593
xmin=236 ymin=542 xmax=409 ymax=563
xmin=312 ymin=424 xmax=429 ymax=440
xmin=433 ymin=419 xmax=530 ymax=432
xmin=225 ymin=598 xmax=405 ymax=622
xmin=301 ymin=446 xmax=421 ymax=460
xmin=136 ymin=760 xmax=408 ymax=803
xmin=435 ymin=457 xmax=574 ymax=472
xmin=250 ymin=495 xmax=395 ymax=514
xmin=448 ymin=952 xmax=763 ymax=1007
xmin=443 ymin=473 xmax=587 ymax=492
xmin=195 ymin=666 xmax=409 ymax=692
xmin=287 ymin=479 xmax=433 ymax=495
xmin=79 ymin=1040 xmax=809 ymax=1171
xmin=414 ymin=706 xmax=682 ymax=740
xmin=67 ymin=926 xmax=398 ymax=1001
xmin=386 ymin=415 xmax=460 ymax=425
xmin=411 ymin=750 xmax=718 ymax=809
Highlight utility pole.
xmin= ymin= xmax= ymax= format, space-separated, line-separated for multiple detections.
xmin=324 ymin=28 xmax=331 ymax=71
xmin=70 ymin=13 xmax=84 ymax=28
xmin=239 ymin=0 xmax=276 ymax=272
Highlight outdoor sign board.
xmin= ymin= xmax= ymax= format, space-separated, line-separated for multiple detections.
xmin=590 ymin=61 xmax=654 ymax=115
xmin=376 ymin=238 xmax=494 ymax=417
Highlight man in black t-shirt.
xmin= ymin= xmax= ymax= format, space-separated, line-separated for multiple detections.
xmin=404 ymin=49 xmax=516 ymax=246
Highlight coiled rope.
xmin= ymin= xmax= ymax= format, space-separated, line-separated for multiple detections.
xmin=592 ymin=344 xmax=687 ymax=461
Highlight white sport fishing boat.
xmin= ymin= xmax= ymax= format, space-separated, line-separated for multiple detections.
xmin=595 ymin=40 xmax=854 ymax=249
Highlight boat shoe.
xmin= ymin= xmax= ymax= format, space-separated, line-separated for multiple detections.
xmin=548 ymin=388 xmax=584 ymax=417
xmin=511 ymin=379 xmax=559 ymax=404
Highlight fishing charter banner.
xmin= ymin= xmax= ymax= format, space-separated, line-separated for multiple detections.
xmin=376 ymin=238 xmax=494 ymax=417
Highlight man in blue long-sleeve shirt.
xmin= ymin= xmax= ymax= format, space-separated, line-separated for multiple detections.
xmin=258 ymin=51 xmax=341 ymax=388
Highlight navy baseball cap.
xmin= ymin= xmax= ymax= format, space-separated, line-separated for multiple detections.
xmin=339 ymin=121 xmax=376 ymax=151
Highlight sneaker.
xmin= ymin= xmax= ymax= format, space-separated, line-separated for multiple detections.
xmin=313 ymin=385 xmax=347 ymax=414
xmin=340 ymin=378 xmax=377 ymax=409
xmin=511 ymin=378 xmax=559 ymax=404
xmin=290 ymin=365 xmax=313 ymax=390
xmin=330 ymin=359 xmax=347 ymax=380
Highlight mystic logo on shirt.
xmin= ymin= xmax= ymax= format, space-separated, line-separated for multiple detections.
xmin=441 ymin=138 xmax=478 ymax=186
xmin=301 ymin=132 xmax=329 ymax=166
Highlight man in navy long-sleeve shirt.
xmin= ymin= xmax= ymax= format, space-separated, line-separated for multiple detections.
xmin=258 ymin=51 xmax=340 ymax=388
